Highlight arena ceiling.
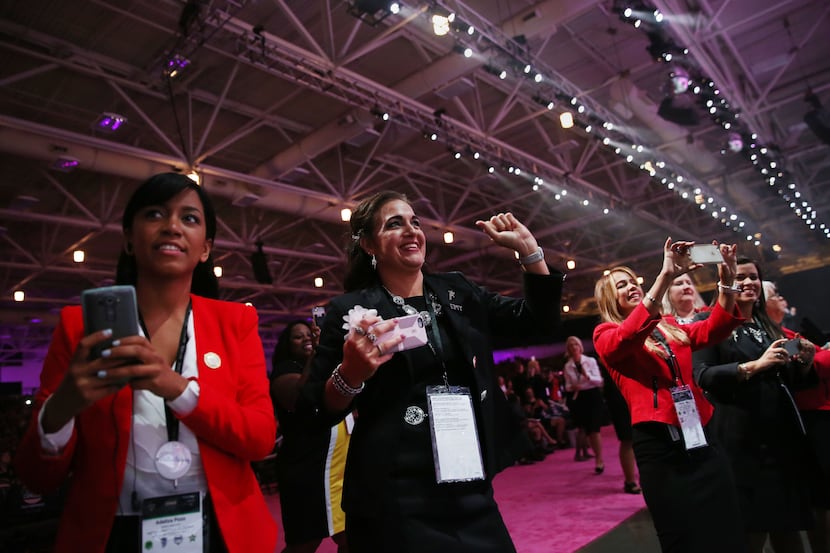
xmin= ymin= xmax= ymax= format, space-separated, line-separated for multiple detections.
xmin=1 ymin=0 xmax=829 ymax=357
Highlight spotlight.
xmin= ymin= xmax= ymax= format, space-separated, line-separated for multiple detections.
xmin=95 ymin=112 xmax=127 ymax=132
xmin=73 ymin=250 xmax=85 ymax=263
xmin=341 ymin=208 xmax=352 ymax=222
xmin=164 ymin=54 xmax=190 ymax=78
xmin=670 ymin=66 xmax=690 ymax=94
xmin=560 ymin=111 xmax=574 ymax=129
xmin=213 ymin=266 xmax=223 ymax=278
xmin=347 ymin=0 xmax=397 ymax=26
xmin=432 ymin=11 xmax=455 ymax=36
xmin=727 ymin=132 xmax=744 ymax=153
xmin=52 ymin=156 xmax=80 ymax=172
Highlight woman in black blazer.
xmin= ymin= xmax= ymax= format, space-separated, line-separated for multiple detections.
xmin=693 ymin=257 xmax=817 ymax=553
xmin=301 ymin=190 xmax=563 ymax=552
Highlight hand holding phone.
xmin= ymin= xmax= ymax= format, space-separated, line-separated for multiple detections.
xmin=81 ymin=285 xmax=140 ymax=360
xmin=782 ymin=338 xmax=801 ymax=358
xmin=689 ymin=244 xmax=724 ymax=264
xmin=374 ymin=313 xmax=429 ymax=353
xmin=312 ymin=306 xmax=326 ymax=327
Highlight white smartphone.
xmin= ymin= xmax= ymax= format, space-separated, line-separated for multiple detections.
xmin=689 ymin=244 xmax=724 ymax=264
xmin=81 ymin=285 xmax=140 ymax=359
xmin=374 ymin=313 xmax=428 ymax=353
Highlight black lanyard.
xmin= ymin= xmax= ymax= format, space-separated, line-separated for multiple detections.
xmin=138 ymin=301 xmax=192 ymax=442
xmin=650 ymin=327 xmax=684 ymax=386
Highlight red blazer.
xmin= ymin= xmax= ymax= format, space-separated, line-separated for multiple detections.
xmin=784 ymin=327 xmax=830 ymax=411
xmin=593 ymin=302 xmax=742 ymax=427
xmin=14 ymin=294 xmax=278 ymax=553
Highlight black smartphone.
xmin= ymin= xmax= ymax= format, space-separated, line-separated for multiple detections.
xmin=81 ymin=285 xmax=140 ymax=359
xmin=783 ymin=338 xmax=801 ymax=358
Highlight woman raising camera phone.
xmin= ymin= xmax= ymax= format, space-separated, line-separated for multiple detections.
xmin=15 ymin=173 xmax=277 ymax=552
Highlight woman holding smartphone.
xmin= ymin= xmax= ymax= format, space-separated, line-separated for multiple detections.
xmin=592 ymin=238 xmax=746 ymax=553
xmin=692 ymin=257 xmax=817 ymax=553
xmin=298 ymin=190 xmax=563 ymax=552
xmin=15 ymin=173 xmax=277 ymax=552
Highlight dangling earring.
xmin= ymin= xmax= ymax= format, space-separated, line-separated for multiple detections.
xmin=124 ymin=242 xmax=134 ymax=255
xmin=371 ymin=254 xmax=377 ymax=270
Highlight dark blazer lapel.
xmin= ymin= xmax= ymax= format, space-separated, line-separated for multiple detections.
xmin=424 ymin=275 xmax=476 ymax=368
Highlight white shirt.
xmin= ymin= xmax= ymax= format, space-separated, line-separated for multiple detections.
xmin=563 ymin=354 xmax=604 ymax=392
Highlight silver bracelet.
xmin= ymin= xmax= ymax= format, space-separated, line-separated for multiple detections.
xmin=717 ymin=282 xmax=742 ymax=294
xmin=330 ymin=364 xmax=364 ymax=397
xmin=518 ymin=246 xmax=544 ymax=266
xmin=644 ymin=293 xmax=658 ymax=305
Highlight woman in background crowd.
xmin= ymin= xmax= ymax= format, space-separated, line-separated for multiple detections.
xmin=300 ymin=190 xmax=563 ymax=552
xmin=14 ymin=173 xmax=277 ymax=552
xmin=562 ymin=336 xmax=605 ymax=473
xmin=270 ymin=321 xmax=350 ymax=553
xmin=593 ymin=238 xmax=746 ymax=553
xmin=661 ymin=274 xmax=708 ymax=324
xmin=693 ymin=258 xmax=817 ymax=553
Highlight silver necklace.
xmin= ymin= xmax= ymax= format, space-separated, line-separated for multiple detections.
xmin=385 ymin=287 xmax=431 ymax=326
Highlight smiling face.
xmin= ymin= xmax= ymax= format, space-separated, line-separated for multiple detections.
xmin=668 ymin=275 xmax=697 ymax=315
xmin=735 ymin=262 xmax=762 ymax=307
xmin=764 ymin=283 xmax=789 ymax=324
xmin=125 ymin=188 xmax=212 ymax=282
xmin=288 ymin=323 xmax=314 ymax=360
xmin=612 ymin=269 xmax=643 ymax=316
xmin=365 ymin=199 xmax=426 ymax=276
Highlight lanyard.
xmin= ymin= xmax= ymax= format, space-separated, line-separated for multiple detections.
xmin=650 ymin=327 xmax=683 ymax=385
xmin=138 ymin=301 xmax=192 ymax=442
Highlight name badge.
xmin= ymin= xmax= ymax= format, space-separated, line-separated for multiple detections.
xmin=141 ymin=492 xmax=203 ymax=553
xmin=426 ymin=385 xmax=485 ymax=483
xmin=670 ymin=384 xmax=708 ymax=450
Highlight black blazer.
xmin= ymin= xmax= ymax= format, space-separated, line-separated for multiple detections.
xmin=301 ymin=270 xmax=563 ymax=516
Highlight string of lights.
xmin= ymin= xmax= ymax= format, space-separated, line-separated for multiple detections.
xmin=613 ymin=1 xmax=828 ymax=239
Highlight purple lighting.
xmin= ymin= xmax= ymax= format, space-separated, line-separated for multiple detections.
xmin=95 ymin=112 xmax=127 ymax=132
xmin=52 ymin=157 xmax=80 ymax=172
xmin=164 ymin=54 xmax=191 ymax=77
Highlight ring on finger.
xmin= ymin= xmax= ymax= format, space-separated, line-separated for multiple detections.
xmin=96 ymin=369 xmax=108 ymax=379
xmin=366 ymin=332 xmax=377 ymax=343
xmin=353 ymin=326 xmax=366 ymax=336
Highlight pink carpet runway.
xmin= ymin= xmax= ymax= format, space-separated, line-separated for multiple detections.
xmin=267 ymin=426 xmax=646 ymax=552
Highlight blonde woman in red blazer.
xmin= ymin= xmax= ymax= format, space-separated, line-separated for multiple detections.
xmin=592 ymin=238 xmax=746 ymax=553
xmin=14 ymin=174 xmax=277 ymax=553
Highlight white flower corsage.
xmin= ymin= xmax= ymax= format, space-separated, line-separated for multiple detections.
xmin=342 ymin=305 xmax=379 ymax=339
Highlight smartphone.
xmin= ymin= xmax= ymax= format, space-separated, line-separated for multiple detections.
xmin=783 ymin=338 xmax=801 ymax=358
xmin=81 ymin=285 xmax=140 ymax=359
xmin=689 ymin=244 xmax=724 ymax=264
xmin=374 ymin=313 xmax=428 ymax=353
xmin=311 ymin=306 xmax=326 ymax=327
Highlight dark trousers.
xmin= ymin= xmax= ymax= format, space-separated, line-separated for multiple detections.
xmin=632 ymin=422 xmax=747 ymax=553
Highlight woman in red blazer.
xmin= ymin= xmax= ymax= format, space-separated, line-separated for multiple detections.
xmin=14 ymin=173 xmax=277 ymax=553
xmin=592 ymin=238 xmax=745 ymax=553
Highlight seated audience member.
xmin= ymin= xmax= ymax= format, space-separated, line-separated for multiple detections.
xmin=13 ymin=173 xmax=277 ymax=552
xmin=593 ymin=238 xmax=747 ymax=553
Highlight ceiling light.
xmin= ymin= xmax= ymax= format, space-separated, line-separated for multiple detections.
xmin=213 ymin=266 xmax=223 ymax=278
xmin=14 ymin=290 xmax=24 ymax=302
xmin=73 ymin=250 xmax=85 ymax=263
xmin=314 ymin=277 xmax=324 ymax=288
xmin=164 ymin=54 xmax=190 ymax=78
xmin=562 ymin=305 xmax=570 ymax=313
xmin=443 ymin=231 xmax=454 ymax=244
xmin=560 ymin=111 xmax=574 ymax=129
xmin=432 ymin=12 xmax=454 ymax=36
xmin=566 ymin=259 xmax=576 ymax=270
xmin=95 ymin=112 xmax=127 ymax=132
xmin=341 ymin=208 xmax=352 ymax=222
xmin=52 ymin=156 xmax=80 ymax=172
